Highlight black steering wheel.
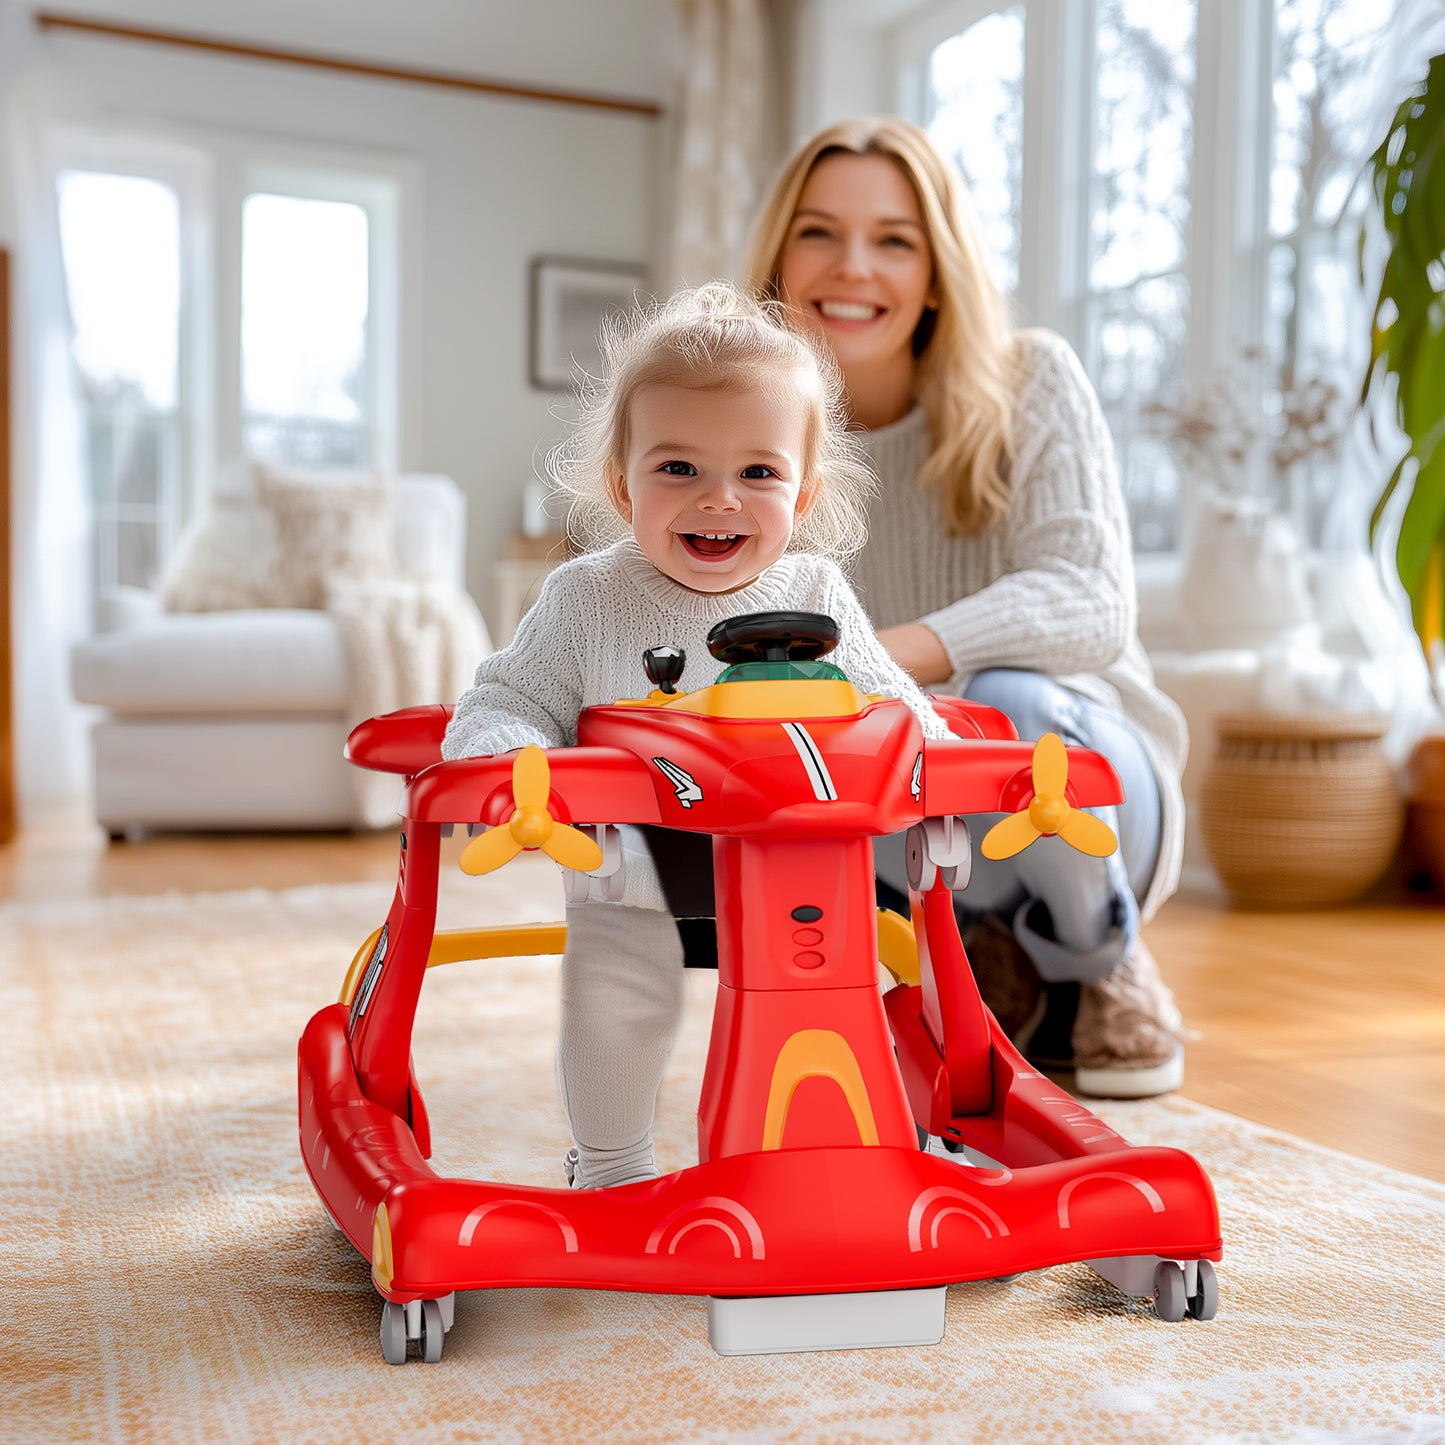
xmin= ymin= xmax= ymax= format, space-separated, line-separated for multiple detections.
xmin=706 ymin=611 xmax=840 ymax=666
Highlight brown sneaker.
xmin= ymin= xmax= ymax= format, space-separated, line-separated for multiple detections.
xmin=1071 ymin=940 xmax=1185 ymax=1099
xmin=959 ymin=914 xmax=1044 ymax=1042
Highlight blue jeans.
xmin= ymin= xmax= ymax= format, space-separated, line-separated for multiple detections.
xmin=876 ymin=669 xmax=1162 ymax=983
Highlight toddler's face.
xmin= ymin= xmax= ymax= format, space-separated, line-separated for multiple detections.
xmin=611 ymin=382 xmax=815 ymax=594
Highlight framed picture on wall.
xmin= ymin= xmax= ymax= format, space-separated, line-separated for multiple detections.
xmin=528 ymin=256 xmax=650 ymax=391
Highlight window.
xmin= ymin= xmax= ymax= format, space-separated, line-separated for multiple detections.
xmin=896 ymin=0 xmax=1420 ymax=554
xmin=923 ymin=5 xmax=1025 ymax=294
xmin=52 ymin=138 xmax=402 ymax=597
xmin=1084 ymin=0 xmax=1197 ymax=553
xmin=56 ymin=170 xmax=183 ymax=592
xmin=242 ymin=193 xmax=371 ymax=467
xmin=1265 ymin=0 xmax=1398 ymax=545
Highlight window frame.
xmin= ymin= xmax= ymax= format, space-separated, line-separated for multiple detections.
xmin=46 ymin=127 xmax=216 ymax=535
xmin=45 ymin=123 xmax=410 ymax=599
xmin=886 ymin=0 xmax=1282 ymax=569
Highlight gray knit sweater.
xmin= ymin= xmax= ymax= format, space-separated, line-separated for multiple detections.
xmin=443 ymin=539 xmax=952 ymax=909
xmin=850 ymin=328 xmax=1188 ymax=920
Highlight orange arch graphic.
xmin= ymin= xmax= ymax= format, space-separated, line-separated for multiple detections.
xmin=761 ymin=1029 xmax=879 ymax=1150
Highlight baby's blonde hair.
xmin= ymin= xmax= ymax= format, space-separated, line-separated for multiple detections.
xmin=551 ymin=280 xmax=875 ymax=559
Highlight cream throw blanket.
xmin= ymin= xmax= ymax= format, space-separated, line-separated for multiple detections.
xmin=325 ymin=575 xmax=491 ymax=826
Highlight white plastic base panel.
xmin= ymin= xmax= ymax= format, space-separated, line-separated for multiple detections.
xmin=1089 ymin=1254 xmax=1200 ymax=1297
xmin=707 ymin=1287 xmax=946 ymax=1356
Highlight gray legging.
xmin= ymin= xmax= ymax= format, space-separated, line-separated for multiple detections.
xmin=876 ymin=668 xmax=1162 ymax=983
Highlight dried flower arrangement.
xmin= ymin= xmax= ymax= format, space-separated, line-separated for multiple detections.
xmin=1143 ymin=348 xmax=1347 ymax=496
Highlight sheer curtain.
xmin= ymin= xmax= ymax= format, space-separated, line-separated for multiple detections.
xmin=3 ymin=48 xmax=98 ymax=815
xmin=665 ymin=0 xmax=777 ymax=288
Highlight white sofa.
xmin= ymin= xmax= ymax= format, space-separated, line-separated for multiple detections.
xmin=72 ymin=472 xmax=487 ymax=835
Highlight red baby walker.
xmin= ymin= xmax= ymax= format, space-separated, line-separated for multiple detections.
xmin=298 ymin=612 xmax=1221 ymax=1363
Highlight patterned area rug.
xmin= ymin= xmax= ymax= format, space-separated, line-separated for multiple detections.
xmin=6 ymin=861 xmax=1444 ymax=1445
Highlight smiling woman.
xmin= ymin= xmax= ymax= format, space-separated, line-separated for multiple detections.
xmin=776 ymin=151 xmax=936 ymax=430
xmin=747 ymin=117 xmax=1192 ymax=1102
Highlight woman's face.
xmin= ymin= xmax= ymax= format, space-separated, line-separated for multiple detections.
xmin=776 ymin=152 xmax=936 ymax=382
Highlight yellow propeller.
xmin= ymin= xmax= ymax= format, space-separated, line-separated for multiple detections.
xmin=459 ymin=745 xmax=604 ymax=876
xmin=980 ymin=732 xmax=1118 ymax=861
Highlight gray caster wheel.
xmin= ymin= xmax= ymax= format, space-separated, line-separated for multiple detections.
xmin=419 ymin=1298 xmax=445 ymax=1363
xmin=1152 ymin=1261 xmax=1186 ymax=1322
xmin=380 ymin=1301 xmax=407 ymax=1365
xmin=1188 ymin=1259 xmax=1218 ymax=1320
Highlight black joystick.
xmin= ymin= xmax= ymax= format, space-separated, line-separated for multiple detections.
xmin=643 ymin=645 xmax=686 ymax=695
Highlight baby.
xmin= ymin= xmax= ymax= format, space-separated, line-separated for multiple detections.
xmin=443 ymin=281 xmax=950 ymax=1187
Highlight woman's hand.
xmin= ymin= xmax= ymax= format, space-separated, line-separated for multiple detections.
xmin=878 ymin=622 xmax=952 ymax=686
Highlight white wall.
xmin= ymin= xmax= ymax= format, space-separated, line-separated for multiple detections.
xmin=780 ymin=0 xmax=928 ymax=142
xmin=0 ymin=0 xmax=678 ymax=810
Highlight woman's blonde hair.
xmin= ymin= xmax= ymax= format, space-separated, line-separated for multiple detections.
xmin=745 ymin=116 xmax=1020 ymax=535
xmin=551 ymin=280 xmax=876 ymax=559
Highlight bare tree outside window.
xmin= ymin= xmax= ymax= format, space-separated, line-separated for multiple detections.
xmin=241 ymin=193 xmax=371 ymax=468
xmin=925 ymin=6 xmax=1025 ymax=295
xmin=1267 ymin=0 xmax=1400 ymax=546
xmin=1085 ymin=0 xmax=1198 ymax=554
xmin=56 ymin=170 xmax=182 ymax=594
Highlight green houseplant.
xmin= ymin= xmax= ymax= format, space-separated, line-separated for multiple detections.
xmin=1363 ymin=50 xmax=1445 ymax=694
xmin=1363 ymin=48 xmax=1445 ymax=887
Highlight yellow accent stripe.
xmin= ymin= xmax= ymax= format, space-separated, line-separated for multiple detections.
xmin=664 ymin=678 xmax=872 ymax=720
xmin=1422 ymin=542 xmax=1443 ymax=655
xmin=761 ymin=1029 xmax=879 ymax=1150
xmin=877 ymin=907 xmax=920 ymax=988
xmin=372 ymin=1202 xmax=394 ymax=1291
xmin=339 ymin=927 xmax=386 ymax=1005
xmin=338 ymin=922 xmax=569 ymax=1004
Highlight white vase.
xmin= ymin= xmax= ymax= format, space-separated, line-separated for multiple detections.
xmin=1177 ymin=487 xmax=1316 ymax=651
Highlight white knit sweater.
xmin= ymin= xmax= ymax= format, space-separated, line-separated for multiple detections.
xmin=443 ymin=539 xmax=952 ymax=909
xmin=850 ymin=329 xmax=1188 ymax=920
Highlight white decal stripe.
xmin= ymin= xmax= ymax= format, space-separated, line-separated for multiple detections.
xmin=781 ymin=723 xmax=837 ymax=801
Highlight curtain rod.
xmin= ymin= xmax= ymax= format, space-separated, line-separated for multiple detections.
xmin=34 ymin=11 xmax=663 ymax=118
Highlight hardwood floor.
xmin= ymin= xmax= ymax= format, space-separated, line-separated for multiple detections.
xmin=5 ymin=806 xmax=1443 ymax=1183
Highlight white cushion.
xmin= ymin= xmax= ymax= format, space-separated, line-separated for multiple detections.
xmin=160 ymin=495 xmax=281 ymax=613
xmin=255 ymin=465 xmax=398 ymax=608
xmin=72 ymin=609 xmax=348 ymax=714
xmin=158 ymin=471 xmax=461 ymax=616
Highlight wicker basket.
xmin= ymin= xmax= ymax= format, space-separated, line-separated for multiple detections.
xmin=1198 ymin=712 xmax=1405 ymax=908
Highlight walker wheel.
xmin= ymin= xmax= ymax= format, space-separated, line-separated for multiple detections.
xmin=1152 ymin=1261 xmax=1186 ymax=1322
xmin=419 ymin=1298 xmax=446 ymax=1363
xmin=1187 ymin=1259 xmax=1219 ymax=1320
xmin=380 ymin=1301 xmax=407 ymax=1365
